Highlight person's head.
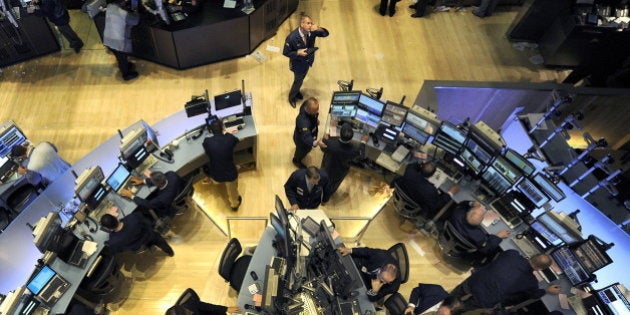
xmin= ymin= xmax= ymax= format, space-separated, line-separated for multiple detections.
xmin=209 ymin=119 xmax=224 ymax=135
xmin=436 ymin=296 xmax=462 ymax=315
xmin=339 ymin=123 xmax=354 ymax=143
xmin=302 ymin=97 xmax=319 ymax=116
xmin=305 ymin=166 xmax=321 ymax=186
xmin=465 ymin=201 xmax=486 ymax=226
xmin=377 ymin=263 xmax=398 ymax=284
xmin=10 ymin=145 xmax=27 ymax=159
xmin=529 ymin=253 xmax=553 ymax=271
xmin=299 ymin=14 xmax=314 ymax=33
xmin=150 ymin=171 xmax=167 ymax=188
xmin=100 ymin=214 xmax=119 ymax=231
xmin=165 ymin=305 xmax=193 ymax=315
xmin=419 ymin=161 xmax=437 ymax=178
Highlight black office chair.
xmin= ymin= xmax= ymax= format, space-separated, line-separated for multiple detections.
xmin=386 ymin=243 xmax=409 ymax=284
xmin=218 ymin=238 xmax=252 ymax=291
xmin=77 ymin=253 xmax=124 ymax=305
xmin=172 ymin=176 xmax=195 ymax=216
xmin=7 ymin=184 xmax=39 ymax=215
xmin=417 ymin=200 xmax=456 ymax=240
xmin=391 ymin=182 xmax=424 ymax=221
xmin=384 ymin=292 xmax=408 ymax=315
xmin=437 ymin=221 xmax=480 ymax=272
xmin=165 ymin=288 xmax=200 ymax=315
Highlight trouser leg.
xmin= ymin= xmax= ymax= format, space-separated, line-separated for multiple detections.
xmin=57 ymin=24 xmax=83 ymax=48
xmin=225 ymin=179 xmax=240 ymax=208
xmin=379 ymin=0 xmax=388 ymax=15
xmin=289 ymin=70 xmax=308 ymax=102
xmin=388 ymin=0 xmax=397 ymax=15
xmin=109 ymin=48 xmax=130 ymax=76
xmin=148 ymin=231 xmax=174 ymax=256
xmin=293 ymin=143 xmax=312 ymax=164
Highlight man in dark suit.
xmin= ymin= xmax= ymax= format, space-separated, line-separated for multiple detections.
xmin=339 ymin=246 xmax=401 ymax=302
xmin=393 ymin=161 xmax=459 ymax=219
xmin=202 ymin=119 xmax=242 ymax=211
xmin=27 ymin=0 xmax=83 ymax=53
xmin=404 ymin=283 xmax=461 ymax=315
xmin=283 ymin=14 xmax=329 ymax=108
xmin=450 ymin=250 xmax=561 ymax=311
xmin=293 ymin=97 xmax=320 ymax=169
xmin=284 ymin=166 xmax=330 ymax=210
xmin=120 ymin=170 xmax=185 ymax=217
xmin=318 ymin=123 xmax=367 ymax=196
xmin=448 ymin=201 xmax=509 ymax=260
xmin=100 ymin=206 xmax=174 ymax=256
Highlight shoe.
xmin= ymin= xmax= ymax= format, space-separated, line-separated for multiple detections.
xmin=389 ymin=10 xmax=395 ymax=17
xmin=434 ymin=5 xmax=449 ymax=12
xmin=296 ymin=92 xmax=304 ymax=100
xmin=231 ymin=196 xmax=242 ymax=211
xmin=292 ymin=159 xmax=307 ymax=169
xmin=123 ymin=71 xmax=139 ymax=81
xmin=72 ymin=42 xmax=84 ymax=54
xmin=158 ymin=243 xmax=175 ymax=257
xmin=409 ymin=4 xmax=415 ymax=8
xmin=472 ymin=9 xmax=485 ymax=17
xmin=411 ymin=13 xmax=424 ymax=17
xmin=289 ymin=99 xmax=297 ymax=108
xmin=379 ymin=8 xmax=386 ymax=16
xmin=127 ymin=62 xmax=136 ymax=72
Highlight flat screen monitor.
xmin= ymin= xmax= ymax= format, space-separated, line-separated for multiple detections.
xmin=270 ymin=212 xmax=286 ymax=239
xmin=0 ymin=155 xmax=17 ymax=181
xmin=537 ymin=212 xmax=580 ymax=245
xmin=274 ymin=195 xmax=289 ymax=225
xmin=533 ymin=173 xmax=566 ymax=202
xmin=26 ymin=266 xmax=56 ymax=295
xmin=491 ymin=156 xmax=523 ymax=184
xmin=353 ymin=108 xmax=380 ymax=128
xmin=74 ymin=167 xmax=105 ymax=202
xmin=465 ymin=133 xmax=496 ymax=165
xmin=357 ymin=93 xmax=385 ymax=116
xmin=330 ymin=105 xmax=357 ymax=118
xmin=480 ymin=165 xmax=512 ymax=195
xmin=597 ymin=283 xmax=630 ymax=315
xmin=125 ymin=145 xmax=149 ymax=169
xmin=261 ymin=265 xmax=280 ymax=313
xmin=516 ymin=177 xmax=550 ymax=209
xmin=105 ymin=163 xmax=131 ymax=191
xmin=212 ymin=90 xmax=244 ymax=118
xmin=380 ymin=101 xmax=407 ymax=127
xmin=402 ymin=123 xmax=431 ymax=145
xmin=505 ymin=149 xmax=535 ymax=176
xmin=120 ymin=128 xmax=147 ymax=160
xmin=0 ymin=124 xmax=27 ymax=157
xmin=459 ymin=148 xmax=484 ymax=175
xmin=551 ymin=246 xmax=591 ymax=285
xmin=331 ymin=91 xmax=361 ymax=105
xmin=530 ymin=220 xmax=564 ymax=247
xmin=432 ymin=121 xmax=467 ymax=155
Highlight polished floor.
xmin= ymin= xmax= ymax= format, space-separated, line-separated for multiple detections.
xmin=0 ymin=0 xmax=569 ymax=313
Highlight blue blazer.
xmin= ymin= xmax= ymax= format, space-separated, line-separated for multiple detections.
xmin=133 ymin=171 xmax=185 ymax=217
xmin=203 ymin=133 xmax=239 ymax=182
xmin=409 ymin=284 xmax=449 ymax=314
xmin=283 ymin=27 xmax=329 ymax=74
xmin=284 ymin=168 xmax=330 ymax=209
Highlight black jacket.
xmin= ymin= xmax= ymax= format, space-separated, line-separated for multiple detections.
xmin=202 ymin=133 xmax=239 ymax=182
xmin=106 ymin=211 xmax=153 ymax=254
xmin=351 ymin=247 xmax=402 ymax=302
xmin=320 ymin=137 xmax=363 ymax=180
xmin=132 ymin=171 xmax=184 ymax=217
xmin=284 ymin=168 xmax=330 ymax=209
xmin=293 ymin=104 xmax=319 ymax=149
xmin=393 ymin=163 xmax=452 ymax=217
xmin=449 ymin=204 xmax=502 ymax=255
xmin=283 ymin=27 xmax=329 ymax=73
xmin=409 ymin=284 xmax=450 ymax=314
xmin=34 ymin=0 xmax=70 ymax=26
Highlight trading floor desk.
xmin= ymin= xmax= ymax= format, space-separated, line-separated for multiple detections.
xmin=238 ymin=209 xmax=376 ymax=315
xmin=0 ymin=101 xmax=258 ymax=313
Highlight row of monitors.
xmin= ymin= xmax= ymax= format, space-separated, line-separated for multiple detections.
xmin=329 ymin=91 xmax=565 ymax=208
xmin=184 ymin=90 xmax=244 ymax=119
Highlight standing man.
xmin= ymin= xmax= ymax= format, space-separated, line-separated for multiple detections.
xmin=339 ymin=246 xmax=401 ymax=302
xmin=379 ymin=0 xmax=399 ymax=16
xmin=318 ymin=123 xmax=367 ymax=197
xmin=283 ymin=14 xmax=329 ymax=108
xmin=404 ymin=283 xmax=461 ymax=315
xmin=11 ymin=142 xmax=71 ymax=186
xmin=448 ymin=201 xmax=509 ymax=260
xmin=284 ymin=166 xmax=330 ymax=210
xmin=292 ymin=97 xmax=320 ymax=169
xmin=450 ymin=250 xmax=561 ymax=311
xmin=202 ymin=119 xmax=242 ymax=211
xmin=27 ymin=0 xmax=83 ymax=53
xmin=119 ymin=170 xmax=185 ymax=218
xmin=103 ymin=0 xmax=140 ymax=81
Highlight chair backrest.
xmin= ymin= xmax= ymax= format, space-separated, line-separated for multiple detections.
xmin=384 ymin=292 xmax=408 ymax=315
xmin=438 ymin=221 xmax=478 ymax=258
xmin=218 ymin=238 xmax=242 ymax=282
xmin=229 ymin=255 xmax=252 ymax=291
xmin=176 ymin=288 xmax=200 ymax=306
xmin=392 ymin=182 xmax=423 ymax=219
xmin=387 ymin=243 xmax=409 ymax=284
xmin=80 ymin=254 xmax=119 ymax=292
xmin=173 ymin=176 xmax=194 ymax=208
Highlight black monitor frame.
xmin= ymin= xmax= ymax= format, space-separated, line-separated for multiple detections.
xmin=432 ymin=121 xmax=467 ymax=156
xmin=532 ymin=173 xmax=566 ymax=202
xmin=356 ymin=93 xmax=385 ymax=117
xmin=380 ymin=101 xmax=408 ymax=127
xmin=124 ymin=145 xmax=149 ymax=169
xmin=331 ymin=91 xmax=361 ymax=105
xmin=490 ymin=156 xmax=523 ymax=185
xmin=504 ymin=149 xmax=535 ymax=176
xmin=0 ymin=123 xmax=27 ymax=158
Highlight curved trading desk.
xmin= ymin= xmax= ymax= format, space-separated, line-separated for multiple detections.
xmin=0 ymin=98 xmax=258 ymax=313
xmin=94 ymin=0 xmax=298 ymax=69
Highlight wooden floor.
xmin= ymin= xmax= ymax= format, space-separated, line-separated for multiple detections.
xmin=0 ymin=0 xmax=570 ymax=313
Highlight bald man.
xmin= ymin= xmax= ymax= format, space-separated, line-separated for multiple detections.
xmin=451 ymin=250 xmax=561 ymax=310
xmin=292 ymin=98 xmax=320 ymax=169
xmin=448 ymin=201 xmax=509 ymax=259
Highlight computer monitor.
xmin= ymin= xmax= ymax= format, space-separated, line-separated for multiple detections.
xmin=401 ymin=111 xmax=438 ymax=145
xmin=505 ymin=149 xmax=535 ymax=176
xmin=537 ymin=212 xmax=581 ymax=245
xmin=532 ymin=173 xmax=566 ymax=202
xmin=105 ymin=163 xmax=131 ymax=191
xmin=530 ymin=220 xmax=564 ymax=248
xmin=184 ymin=90 xmax=210 ymax=117
xmin=353 ymin=108 xmax=380 ymax=129
xmin=85 ymin=184 xmax=108 ymax=210
xmin=357 ymin=93 xmax=385 ymax=116
xmin=596 ymin=283 xmax=630 ymax=315
xmin=32 ymin=212 xmax=63 ymax=253
xmin=432 ymin=121 xmax=467 ymax=155
xmin=274 ymin=195 xmax=289 ymax=225
xmin=490 ymin=156 xmax=523 ymax=184
xmin=551 ymin=246 xmax=591 ymax=285
xmin=375 ymin=124 xmax=400 ymax=147
xmin=27 ymin=266 xmax=56 ymax=295
xmin=212 ymin=90 xmax=244 ymax=118
xmin=330 ymin=105 xmax=357 ymax=118
xmin=0 ymin=286 xmax=27 ymax=315
xmin=120 ymin=128 xmax=147 ymax=160
xmin=516 ymin=177 xmax=550 ymax=209
xmin=465 ymin=131 xmax=498 ymax=165
xmin=74 ymin=166 xmax=105 ymax=202
xmin=459 ymin=148 xmax=485 ymax=175
xmin=331 ymin=91 xmax=361 ymax=105
xmin=480 ymin=165 xmax=512 ymax=195
xmin=125 ymin=145 xmax=149 ymax=169
xmin=270 ymin=212 xmax=291 ymax=260
xmin=0 ymin=123 xmax=27 ymax=157
xmin=0 ymin=155 xmax=18 ymax=182
xmin=380 ymin=101 xmax=407 ymax=127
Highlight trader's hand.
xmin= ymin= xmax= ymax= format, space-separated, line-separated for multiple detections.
xmin=297 ymin=48 xmax=308 ymax=57
xmin=546 ymin=285 xmax=561 ymax=294
xmin=361 ymin=134 xmax=369 ymax=143
xmin=448 ymin=184 xmax=460 ymax=195
xmin=371 ymin=278 xmax=383 ymax=292
xmin=310 ymin=24 xmax=319 ymax=31
xmin=290 ymin=204 xmax=299 ymax=211
xmin=317 ymin=139 xmax=327 ymax=149
xmin=17 ymin=166 xmax=27 ymax=175
xmin=227 ymin=306 xmax=241 ymax=314
xmin=142 ymin=169 xmax=152 ymax=178
xmin=338 ymin=247 xmax=352 ymax=256
xmin=496 ymin=230 xmax=510 ymax=238
xmin=129 ymin=176 xmax=144 ymax=186
xmin=404 ymin=306 xmax=415 ymax=315
xmin=119 ymin=188 xmax=133 ymax=199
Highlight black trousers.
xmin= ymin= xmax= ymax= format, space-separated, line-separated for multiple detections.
xmin=451 ymin=279 xmax=483 ymax=311
xmin=109 ymin=48 xmax=131 ymax=76
xmin=289 ymin=69 xmax=308 ymax=102
xmin=57 ymin=24 xmax=83 ymax=48
xmin=147 ymin=231 xmax=173 ymax=254
xmin=326 ymin=169 xmax=349 ymax=196
xmin=293 ymin=142 xmax=312 ymax=164
xmin=379 ymin=0 xmax=397 ymax=15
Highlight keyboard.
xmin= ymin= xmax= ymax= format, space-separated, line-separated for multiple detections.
xmin=337 ymin=299 xmax=360 ymax=315
xmin=38 ymin=276 xmax=69 ymax=305
xmin=224 ymin=117 xmax=244 ymax=128
xmin=338 ymin=255 xmax=361 ymax=290
xmin=67 ymin=240 xmax=88 ymax=268
xmin=511 ymin=237 xmax=539 ymax=258
xmin=375 ymin=152 xmax=401 ymax=173
xmin=136 ymin=154 xmax=158 ymax=174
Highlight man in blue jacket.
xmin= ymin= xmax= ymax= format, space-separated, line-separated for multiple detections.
xmin=339 ymin=246 xmax=401 ymax=302
xmin=284 ymin=166 xmax=330 ymax=210
xmin=27 ymin=0 xmax=83 ymax=53
xmin=283 ymin=14 xmax=329 ymax=108
xmin=448 ymin=201 xmax=509 ymax=260
xmin=404 ymin=283 xmax=461 ymax=315
xmin=203 ymin=119 xmax=242 ymax=211
xmin=292 ymin=97 xmax=319 ymax=169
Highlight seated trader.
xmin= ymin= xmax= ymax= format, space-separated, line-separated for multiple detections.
xmin=318 ymin=123 xmax=367 ymax=196
xmin=404 ymin=283 xmax=461 ymax=315
xmin=450 ymin=250 xmax=561 ymax=311
xmin=119 ymin=170 xmax=185 ymax=217
xmin=100 ymin=206 xmax=174 ymax=256
xmin=11 ymin=142 xmax=71 ymax=186
xmin=284 ymin=166 xmax=330 ymax=210
xmin=448 ymin=201 xmax=509 ymax=259
xmin=339 ymin=246 xmax=401 ymax=302
xmin=392 ymin=161 xmax=459 ymax=219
